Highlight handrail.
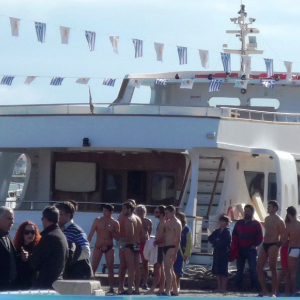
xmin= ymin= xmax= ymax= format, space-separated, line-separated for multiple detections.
xmin=178 ymin=161 xmax=191 ymax=206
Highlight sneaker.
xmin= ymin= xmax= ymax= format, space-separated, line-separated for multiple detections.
xmin=142 ymin=284 xmax=150 ymax=290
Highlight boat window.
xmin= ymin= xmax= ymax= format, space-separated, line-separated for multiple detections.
xmin=268 ymin=173 xmax=277 ymax=201
xmin=130 ymin=85 xmax=151 ymax=104
xmin=208 ymin=97 xmax=240 ymax=107
xmin=244 ymin=171 xmax=264 ymax=202
xmin=249 ymin=98 xmax=280 ymax=109
xmin=127 ymin=171 xmax=147 ymax=204
xmin=102 ymin=171 xmax=124 ymax=206
xmin=151 ymin=173 xmax=175 ymax=205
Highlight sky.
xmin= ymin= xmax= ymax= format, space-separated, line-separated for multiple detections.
xmin=0 ymin=0 xmax=300 ymax=105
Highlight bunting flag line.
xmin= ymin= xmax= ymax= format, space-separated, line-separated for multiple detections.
xmin=208 ymin=79 xmax=223 ymax=92
xmin=154 ymin=43 xmax=164 ymax=62
xmin=234 ymin=80 xmax=248 ymax=89
xmin=199 ymin=49 xmax=209 ymax=69
xmin=180 ymin=79 xmax=195 ymax=89
xmin=24 ymin=76 xmax=36 ymax=85
xmin=109 ymin=35 xmax=119 ymax=54
xmin=264 ymin=58 xmax=274 ymax=77
xmin=284 ymin=61 xmax=293 ymax=81
xmin=76 ymin=78 xmax=90 ymax=84
xmin=129 ymin=78 xmax=143 ymax=88
xmin=0 ymin=76 xmax=15 ymax=86
xmin=262 ymin=79 xmax=275 ymax=89
xmin=35 ymin=22 xmax=46 ymax=43
xmin=103 ymin=78 xmax=116 ymax=87
xmin=177 ymin=46 xmax=187 ymax=65
xmin=50 ymin=77 xmax=64 ymax=86
xmin=88 ymin=85 xmax=94 ymax=114
xmin=155 ymin=79 xmax=168 ymax=85
xmin=242 ymin=55 xmax=251 ymax=76
xmin=85 ymin=31 xmax=96 ymax=51
xmin=132 ymin=39 xmax=143 ymax=58
xmin=221 ymin=53 xmax=231 ymax=74
xmin=60 ymin=26 xmax=70 ymax=45
xmin=9 ymin=17 xmax=20 ymax=37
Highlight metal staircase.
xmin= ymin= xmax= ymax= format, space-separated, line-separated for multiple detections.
xmin=182 ymin=157 xmax=225 ymax=253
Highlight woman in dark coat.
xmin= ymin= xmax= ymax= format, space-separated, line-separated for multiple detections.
xmin=208 ymin=215 xmax=231 ymax=293
xmin=13 ymin=221 xmax=41 ymax=289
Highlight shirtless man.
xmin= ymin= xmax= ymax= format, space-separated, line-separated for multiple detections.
xmin=88 ymin=204 xmax=120 ymax=294
xmin=163 ymin=205 xmax=182 ymax=296
xmin=284 ymin=206 xmax=300 ymax=294
xmin=145 ymin=205 xmax=166 ymax=295
xmin=136 ymin=204 xmax=153 ymax=290
xmin=257 ymin=200 xmax=286 ymax=297
xmin=118 ymin=201 xmax=143 ymax=295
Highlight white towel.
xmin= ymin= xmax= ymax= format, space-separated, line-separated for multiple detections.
xmin=143 ymin=238 xmax=158 ymax=265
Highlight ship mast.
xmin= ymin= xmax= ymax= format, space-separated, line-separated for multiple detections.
xmin=223 ymin=4 xmax=264 ymax=77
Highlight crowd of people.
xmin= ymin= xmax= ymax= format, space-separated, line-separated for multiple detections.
xmin=1 ymin=198 xmax=299 ymax=296
xmin=208 ymin=200 xmax=300 ymax=297
xmin=0 ymin=200 xmax=192 ymax=295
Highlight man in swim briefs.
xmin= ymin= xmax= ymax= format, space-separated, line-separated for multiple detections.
xmin=87 ymin=204 xmax=120 ymax=294
xmin=257 ymin=200 xmax=286 ymax=297
xmin=118 ymin=201 xmax=143 ymax=295
xmin=136 ymin=204 xmax=152 ymax=290
xmin=285 ymin=206 xmax=300 ymax=294
xmin=163 ymin=205 xmax=182 ymax=296
xmin=145 ymin=205 xmax=166 ymax=295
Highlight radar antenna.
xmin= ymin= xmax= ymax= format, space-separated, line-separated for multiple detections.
xmin=223 ymin=4 xmax=264 ymax=77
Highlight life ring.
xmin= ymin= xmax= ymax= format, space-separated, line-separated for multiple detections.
xmin=241 ymin=88 xmax=246 ymax=94
xmin=227 ymin=206 xmax=234 ymax=220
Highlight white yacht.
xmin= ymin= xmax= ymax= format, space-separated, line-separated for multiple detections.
xmin=1 ymin=5 xmax=299 ymax=266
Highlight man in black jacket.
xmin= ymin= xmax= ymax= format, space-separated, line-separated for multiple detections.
xmin=28 ymin=206 xmax=69 ymax=289
xmin=0 ymin=206 xmax=17 ymax=291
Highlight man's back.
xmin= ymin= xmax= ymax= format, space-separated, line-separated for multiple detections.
xmin=287 ymin=220 xmax=300 ymax=247
xmin=30 ymin=224 xmax=68 ymax=288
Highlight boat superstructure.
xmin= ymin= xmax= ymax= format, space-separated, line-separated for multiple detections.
xmin=1 ymin=5 xmax=300 ymax=267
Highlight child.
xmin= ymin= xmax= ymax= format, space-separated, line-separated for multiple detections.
xmin=208 ymin=215 xmax=232 ymax=293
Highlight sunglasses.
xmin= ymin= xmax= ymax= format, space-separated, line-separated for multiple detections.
xmin=24 ymin=230 xmax=36 ymax=235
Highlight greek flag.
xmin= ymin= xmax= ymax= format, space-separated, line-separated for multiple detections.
xmin=264 ymin=58 xmax=274 ymax=77
xmin=85 ymin=31 xmax=96 ymax=51
xmin=103 ymin=78 xmax=116 ymax=87
xmin=177 ymin=46 xmax=187 ymax=65
xmin=50 ymin=77 xmax=64 ymax=86
xmin=35 ymin=22 xmax=46 ymax=43
xmin=0 ymin=76 xmax=15 ymax=86
xmin=221 ymin=53 xmax=231 ymax=74
xmin=155 ymin=79 xmax=167 ymax=85
xmin=262 ymin=79 xmax=275 ymax=89
xmin=132 ymin=39 xmax=143 ymax=58
xmin=208 ymin=79 xmax=224 ymax=92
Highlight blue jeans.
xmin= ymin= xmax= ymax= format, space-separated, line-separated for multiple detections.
xmin=235 ymin=248 xmax=259 ymax=289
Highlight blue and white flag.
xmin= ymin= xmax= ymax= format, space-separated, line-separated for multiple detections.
xmin=221 ymin=53 xmax=231 ymax=74
xmin=155 ymin=79 xmax=168 ymax=85
xmin=76 ymin=78 xmax=90 ymax=84
xmin=132 ymin=39 xmax=143 ymax=58
xmin=10 ymin=17 xmax=20 ymax=37
xmin=180 ymin=79 xmax=195 ymax=89
xmin=262 ymin=79 xmax=275 ymax=89
xmin=208 ymin=79 xmax=224 ymax=92
xmin=0 ymin=76 xmax=15 ymax=86
xmin=177 ymin=46 xmax=187 ymax=65
xmin=35 ymin=22 xmax=46 ymax=43
xmin=264 ymin=58 xmax=274 ymax=77
xmin=85 ymin=31 xmax=96 ymax=51
xmin=103 ymin=78 xmax=116 ymax=87
xmin=50 ymin=77 xmax=64 ymax=86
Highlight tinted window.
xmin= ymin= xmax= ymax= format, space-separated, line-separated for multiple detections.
xmin=244 ymin=171 xmax=264 ymax=202
xmin=151 ymin=174 xmax=175 ymax=205
xmin=268 ymin=173 xmax=277 ymax=201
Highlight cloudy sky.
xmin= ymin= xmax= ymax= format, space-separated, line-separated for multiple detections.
xmin=0 ymin=0 xmax=299 ymax=105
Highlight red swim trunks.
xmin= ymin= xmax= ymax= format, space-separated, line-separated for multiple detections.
xmin=281 ymin=245 xmax=288 ymax=269
xmin=139 ymin=242 xmax=148 ymax=263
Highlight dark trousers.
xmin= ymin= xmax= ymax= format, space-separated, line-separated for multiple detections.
xmin=64 ymin=259 xmax=93 ymax=279
xmin=235 ymin=248 xmax=259 ymax=289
